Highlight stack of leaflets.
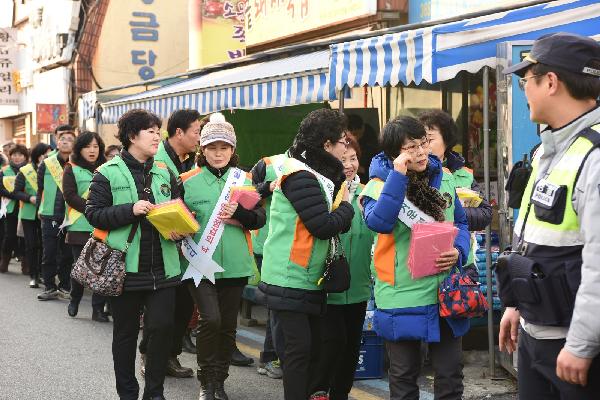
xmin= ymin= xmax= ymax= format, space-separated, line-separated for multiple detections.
xmin=456 ymin=187 xmax=483 ymax=207
xmin=224 ymin=186 xmax=261 ymax=226
xmin=147 ymin=199 xmax=200 ymax=239
xmin=407 ymin=222 xmax=458 ymax=279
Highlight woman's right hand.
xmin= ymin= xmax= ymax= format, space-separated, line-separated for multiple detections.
xmin=133 ymin=200 xmax=154 ymax=216
xmin=29 ymin=196 xmax=36 ymax=205
xmin=393 ymin=152 xmax=413 ymax=175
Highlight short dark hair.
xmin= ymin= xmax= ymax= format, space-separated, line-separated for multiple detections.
xmin=530 ymin=63 xmax=600 ymax=100
xmin=381 ymin=116 xmax=426 ymax=160
xmin=418 ymin=109 xmax=458 ymax=156
xmin=9 ymin=144 xmax=29 ymax=159
xmin=72 ymin=131 xmax=106 ymax=166
xmin=105 ymin=144 xmax=121 ymax=156
xmin=30 ymin=143 xmax=51 ymax=165
xmin=289 ymin=109 xmax=348 ymax=159
xmin=167 ymin=109 xmax=201 ymax=137
xmin=116 ymin=109 xmax=162 ymax=149
xmin=55 ymin=124 xmax=75 ymax=135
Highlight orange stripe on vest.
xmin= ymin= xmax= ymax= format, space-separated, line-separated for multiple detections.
xmin=289 ymin=217 xmax=314 ymax=268
xmin=373 ymin=233 xmax=396 ymax=286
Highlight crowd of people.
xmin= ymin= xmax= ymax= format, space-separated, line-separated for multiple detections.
xmin=2 ymin=106 xmax=492 ymax=400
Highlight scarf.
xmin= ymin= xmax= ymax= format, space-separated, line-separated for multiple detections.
xmin=405 ymin=170 xmax=446 ymax=222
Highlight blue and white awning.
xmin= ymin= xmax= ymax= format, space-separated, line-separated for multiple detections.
xmin=101 ymin=50 xmax=333 ymax=124
xmin=81 ymin=91 xmax=96 ymax=120
xmin=329 ymin=0 xmax=600 ymax=94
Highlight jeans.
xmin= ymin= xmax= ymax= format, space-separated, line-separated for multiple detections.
xmin=271 ymin=309 xmax=321 ymax=400
xmin=518 ymin=328 xmax=600 ymax=400
xmin=40 ymin=218 xmax=73 ymax=291
xmin=386 ymin=318 xmax=464 ymax=400
xmin=22 ymin=219 xmax=42 ymax=279
xmin=69 ymin=244 xmax=106 ymax=310
xmin=309 ymin=302 xmax=367 ymax=399
xmin=110 ymin=287 xmax=176 ymax=400
xmin=188 ymin=280 xmax=244 ymax=381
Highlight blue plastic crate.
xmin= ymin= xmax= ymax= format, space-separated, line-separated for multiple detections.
xmin=354 ymin=332 xmax=385 ymax=380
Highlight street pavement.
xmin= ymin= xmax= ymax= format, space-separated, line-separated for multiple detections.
xmin=0 ymin=260 xmax=517 ymax=399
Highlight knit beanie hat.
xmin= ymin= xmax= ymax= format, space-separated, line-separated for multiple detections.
xmin=200 ymin=112 xmax=236 ymax=147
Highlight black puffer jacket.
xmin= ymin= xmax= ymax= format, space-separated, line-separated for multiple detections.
xmin=85 ymin=150 xmax=181 ymax=291
xmin=257 ymin=150 xmax=354 ymax=315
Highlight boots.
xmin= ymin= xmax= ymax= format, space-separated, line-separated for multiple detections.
xmin=21 ymin=257 xmax=29 ymax=275
xmin=0 ymin=253 xmax=10 ymax=273
xmin=214 ymin=378 xmax=229 ymax=400
xmin=197 ymin=370 xmax=215 ymax=400
xmin=182 ymin=329 xmax=196 ymax=354
xmin=166 ymin=356 xmax=193 ymax=378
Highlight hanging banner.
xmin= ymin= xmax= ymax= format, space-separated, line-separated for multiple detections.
xmin=0 ymin=28 xmax=18 ymax=106
xmin=244 ymin=0 xmax=377 ymax=47
xmin=189 ymin=0 xmax=247 ymax=69
xmin=36 ymin=104 xmax=68 ymax=133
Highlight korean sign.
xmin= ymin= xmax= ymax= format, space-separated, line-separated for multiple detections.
xmin=0 ymin=28 xmax=18 ymax=106
xmin=130 ymin=1 xmax=160 ymax=81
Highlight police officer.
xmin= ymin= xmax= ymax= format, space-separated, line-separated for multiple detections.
xmin=498 ymin=32 xmax=600 ymax=399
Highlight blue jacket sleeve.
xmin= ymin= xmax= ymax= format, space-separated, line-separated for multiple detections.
xmin=453 ymin=194 xmax=471 ymax=267
xmin=362 ymin=170 xmax=408 ymax=234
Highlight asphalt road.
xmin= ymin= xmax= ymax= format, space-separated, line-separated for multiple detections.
xmin=0 ymin=260 xmax=517 ymax=400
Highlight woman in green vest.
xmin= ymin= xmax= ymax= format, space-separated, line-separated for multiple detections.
xmin=0 ymin=144 xmax=29 ymax=273
xmin=361 ymin=116 xmax=471 ymax=400
xmin=63 ymin=131 xmax=108 ymax=322
xmin=419 ymin=109 xmax=493 ymax=270
xmin=257 ymin=109 xmax=355 ymax=400
xmin=85 ymin=109 xmax=183 ymax=400
xmin=12 ymin=143 xmax=52 ymax=287
xmin=309 ymin=136 xmax=375 ymax=400
xmin=182 ymin=113 xmax=266 ymax=400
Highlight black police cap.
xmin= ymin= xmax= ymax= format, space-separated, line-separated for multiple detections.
xmin=504 ymin=32 xmax=600 ymax=77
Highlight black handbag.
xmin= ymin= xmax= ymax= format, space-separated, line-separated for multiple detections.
xmin=320 ymin=235 xmax=351 ymax=293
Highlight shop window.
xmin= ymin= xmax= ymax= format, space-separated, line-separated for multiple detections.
xmin=388 ymin=82 xmax=442 ymax=119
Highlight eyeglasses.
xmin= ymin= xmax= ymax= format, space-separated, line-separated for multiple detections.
xmin=518 ymin=74 xmax=544 ymax=90
xmin=401 ymin=139 xmax=429 ymax=154
xmin=337 ymin=139 xmax=349 ymax=149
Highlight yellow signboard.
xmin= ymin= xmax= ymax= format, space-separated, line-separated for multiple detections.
xmin=245 ymin=0 xmax=377 ymax=47
xmin=189 ymin=0 xmax=247 ymax=69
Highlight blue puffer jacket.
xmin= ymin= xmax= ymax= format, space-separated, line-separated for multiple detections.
xmin=362 ymin=152 xmax=471 ymax=341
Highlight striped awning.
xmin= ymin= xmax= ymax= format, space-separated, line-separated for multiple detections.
xmin=81 ymin=91 xmax=96 ymax=120
xmin=101 ymin=50 xmax=333 ymax=124
xmin=329 ymin=0 xmax=600 ymax=94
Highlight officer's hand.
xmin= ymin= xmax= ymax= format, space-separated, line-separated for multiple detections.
xmin=133 ymin=200 xmax=154 ymax=216
xmin=499 ymin=307 xmax=520 ymax=354
xmin=556 ymin=348 xmax=593 ymax=387
xmin=435 ymin=248 xmax=459 ymax=271
xmin=220 ymin=202 xmax=238 ymax=219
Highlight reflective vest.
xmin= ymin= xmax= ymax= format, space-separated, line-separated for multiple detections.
xmin=451 ymin=166 xmax=476 ymax=266
xmin=360 ymin=171 xmax=457 ymax=310
xmin=66 ymin=165 xmax=94 ymax=233
xmin=18 ymin=163 xmax=38 ymax=221
xmin=155 ymin=141 xmax=180 ymax=176
xmin=327 ymin=183 xmax=375 ymax=305
xmin=180 ymin=167 xmax=254 ymax=279
xmin=252 ymin=154 xmax=287 ymax=255
xmin=39 ymin=154 xmax=64 ymax=218
xmin=261 ymin=159 xmax=332 ymax=291
xmin=1 ymin=165 xmax=17 ymax=214
xmin=93 ymin=156 xmax=180 ymax=277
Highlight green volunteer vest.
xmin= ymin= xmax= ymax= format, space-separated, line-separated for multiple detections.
xmin=18 ymin=163 xmax=38 ymax=221
xmin=252 ymin=154 xmax=287 ymax=255
xmin=452 ymin=166 xmax=476 ymax=265
xmin=96 ymin=156 xmax=180 ymax=277
xmin=328 ymin=183 xmax=375 ymax=305
xmin=182 ymin=167 xmax=254 ymax=279
xmin=261 ymin=160 xmax=332 ymax=291
xmin=516 ymin=127 xmax=600 ymax=246
xmin=155 ymin=141 xmax=180 ymax=176
xmin=2 ymin=165 xmax=17 ymax=214
xmin=361 ymin=170 xmax=457 ymax=310
xmin=39 ymin=154 xmax=64 ymax=218
xmin=66 ymin=165 xmax=94 ymax=233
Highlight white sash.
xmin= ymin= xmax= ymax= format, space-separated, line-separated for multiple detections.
xmin=182 ymin=167 xmax=247 ymax=285
xmin=270 ymin=154 xmax=287 ymax=179
xmin=0 ymin=175 xmax=15 ymax=218
xmin=398 ymin=198 xmax=435 ymax=228
xmin=0 ymin=198 xmax=9 ymax=218
xmin=284 ymin=158 xmax=334 ymax=209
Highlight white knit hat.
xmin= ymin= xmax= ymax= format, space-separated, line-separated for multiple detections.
xmin=200 ymin=113 xmax=236 ymax=147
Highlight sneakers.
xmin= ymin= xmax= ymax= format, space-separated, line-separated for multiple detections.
xmin=257 ymin=360 xmax=282 ymax=379
xmin=57 ymin=288 xmax=71 ymax=300
xmin=37 ymin=288 xmax=59 ymax=301
xmin=309 ymin=391 xmax=329 ymax=400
